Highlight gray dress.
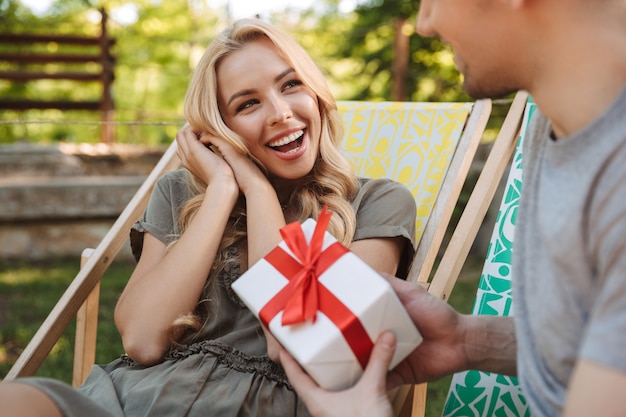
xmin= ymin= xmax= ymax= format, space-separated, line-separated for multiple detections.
xmin=17 ymin=169 xmax=417 ymax=417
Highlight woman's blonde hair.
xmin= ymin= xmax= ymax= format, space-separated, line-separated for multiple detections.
xmin=171 ymin=19 xmax=360 ymax=345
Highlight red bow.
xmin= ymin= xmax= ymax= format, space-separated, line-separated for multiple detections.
xmin=258 ymin=206 xmax=373 ymax=368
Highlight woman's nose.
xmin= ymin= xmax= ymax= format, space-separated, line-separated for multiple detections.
xmin=266 ymin=97 xmax=292 ymax=125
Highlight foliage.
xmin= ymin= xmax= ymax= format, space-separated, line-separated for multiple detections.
xmin=1 ymin=0 xmax=471 ymax=144
xmin=0 ymin=0 xmax=223 ymax=144
xmin=287 ymin=0 xmax=468 ymax=102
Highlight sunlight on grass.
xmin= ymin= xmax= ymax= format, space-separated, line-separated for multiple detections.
xmin=0 ymin=344 xmax=7 ymax=363
xmin=49 ymin=336 xmax=70 ymax=357
xmin=0 ymin=258 xmax=131 ymax=383
xmin=0 ymin=264 xmax=79 ymax=285
xmin=0 ymin=269 xmax=42 ymax=285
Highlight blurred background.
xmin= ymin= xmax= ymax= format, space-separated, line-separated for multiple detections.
xmin=0 ymin=1 xmax=509 ymax=415
xmin=0 ymin=0 xmax=476 ymax=146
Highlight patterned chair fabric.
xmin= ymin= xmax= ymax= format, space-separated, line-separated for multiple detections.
xmin=337 ymin=101 xmax=473 ymax=242
xmin=442 ymin=102 xmax=536 ymax=417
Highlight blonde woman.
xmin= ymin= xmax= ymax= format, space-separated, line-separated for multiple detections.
xmin=0 ymin=19 xmax=416 ymax=417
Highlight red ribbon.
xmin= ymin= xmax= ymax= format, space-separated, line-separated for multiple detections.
xmin=258 ymin=206 xmax=374 ymax=368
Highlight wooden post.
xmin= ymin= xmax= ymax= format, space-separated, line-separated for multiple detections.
xmin=391 ymin=17 xmax=409 ymax=102
xmin=0 ymin=9 xmax=116 ymax=136
xmin=73 ymin=248 xmax=100 ymax=387
xmin=99 ymin=7 xmax=115 ymax=144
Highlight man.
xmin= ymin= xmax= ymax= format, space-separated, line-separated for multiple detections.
xmin=280 ymin=0 xmax=626 ymax=416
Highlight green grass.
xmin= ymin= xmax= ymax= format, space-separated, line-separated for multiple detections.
xmin=0 ymin=258 xmax=131 ymax=382
xmin=0 ymin=255 xmax=484 ymax=416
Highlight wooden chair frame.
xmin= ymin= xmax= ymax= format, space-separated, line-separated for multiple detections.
xmin=441 ymin=97 xmax=534 ymax=417
xmin=394 ymin=91 xmax=529 ymax=416
xmin=5 ymin=142 xmax=180 ymax=382
xmin=6 ymin=97 xmax=509 ymax=417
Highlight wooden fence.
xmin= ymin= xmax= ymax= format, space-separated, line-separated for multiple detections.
xmin=0 ymin=8 xmax=115 ymax=143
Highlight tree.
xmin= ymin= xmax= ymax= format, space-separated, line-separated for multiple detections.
xmin=1 ymin=0 xmax=474 ymax=144
xmin=288 ymin=0 xmax=468 ymax=103
xmin=0 ymin=0 xmax=223 ymax=144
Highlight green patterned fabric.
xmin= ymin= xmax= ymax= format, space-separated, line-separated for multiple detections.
xmin=442 ymin=102 xmax=536 ymax=417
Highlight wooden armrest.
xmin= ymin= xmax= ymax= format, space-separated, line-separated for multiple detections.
xmin=72 ymin=248 xmax=100 ymax=387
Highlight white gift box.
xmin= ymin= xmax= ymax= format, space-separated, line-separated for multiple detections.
xmin=231 ymin=217 xmax=423 ymax=391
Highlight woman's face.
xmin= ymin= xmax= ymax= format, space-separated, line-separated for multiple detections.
xmin=217 ymin=38 xmax=322 ymax=181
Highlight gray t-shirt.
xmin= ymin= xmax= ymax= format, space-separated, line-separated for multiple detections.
xmin=515 ymin=87 xmax=626 ymax=416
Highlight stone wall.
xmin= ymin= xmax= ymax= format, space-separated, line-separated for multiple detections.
xmin=0 ymin=142 xmax=501 ymax=264
xmin=0 ymin=143 xmax=167 ymax=262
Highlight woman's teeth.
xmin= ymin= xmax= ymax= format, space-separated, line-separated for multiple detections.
xmin=268 ymin=130 xmax=304 ymax=153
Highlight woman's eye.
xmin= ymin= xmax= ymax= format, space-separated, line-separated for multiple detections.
xmin=236 ymin=99 xmax=258 ymax=113
xmin=283 ymin=79 xmax=303 ymax=90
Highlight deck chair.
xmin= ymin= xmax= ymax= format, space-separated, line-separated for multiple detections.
xmin=393 ymin=91 xmax=530 ymax=417
xmin=4 ymin=100 xmax=492 ymax=397
xmin=441 ymin=99 xmax=536 ymax=417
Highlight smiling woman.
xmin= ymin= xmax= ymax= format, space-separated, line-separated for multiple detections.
xmin=0 ymin=18 xmax=417 ymax=417
xmin=214 ymin=38 xmax=321 ymax=180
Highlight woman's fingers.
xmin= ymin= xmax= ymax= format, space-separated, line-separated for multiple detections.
xmin=175 ymin=125 xmax=235 ymax=185
xmin=209 ymin=136 xmax=268 ymax=193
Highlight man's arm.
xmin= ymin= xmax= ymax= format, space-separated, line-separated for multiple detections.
xmin=463 ymin=313 xmax=517 ymax=376
xmin=564 ymin=360 xmax=626 ymax=417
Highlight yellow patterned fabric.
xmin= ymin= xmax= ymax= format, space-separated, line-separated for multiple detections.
xmin=337 ymin=101 xmax=472 ymax=242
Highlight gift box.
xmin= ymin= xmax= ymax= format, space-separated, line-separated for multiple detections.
xmin=231 ymin=207 xmax=423 ymax=390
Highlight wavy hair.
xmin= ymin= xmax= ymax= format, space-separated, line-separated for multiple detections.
xmin=171 ymin=19 xmax=360 ymax=345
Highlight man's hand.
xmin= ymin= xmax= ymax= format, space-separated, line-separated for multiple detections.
xmin=384 ymin=273 xmax=469 ymax=387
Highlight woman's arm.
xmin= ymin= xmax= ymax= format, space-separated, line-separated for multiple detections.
xmin=243 ymin=181 xmax=289 ymax=362
xmin=350 ymin=236 xmax=405 ymax=276
xmin=114 ymin=127 xmax=239 ymax=365
xmin=241 ymin=177 xmax=286 ymax=266
xmin=207 ymin=136 xmax=289 ymax=360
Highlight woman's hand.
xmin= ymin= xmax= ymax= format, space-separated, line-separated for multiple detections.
xmin=207 ymin=135 xmax=271 ymax=197
xmin=208 ymin=135 xmax=285 ymax=266
xmin=281 ymin=332 xmax=397 ymax=417
xmin=175 ymin=124 xmax=236 ymax=187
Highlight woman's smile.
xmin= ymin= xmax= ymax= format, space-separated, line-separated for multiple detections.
xmin=266 ymin=128 xmax=308 ymax=160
